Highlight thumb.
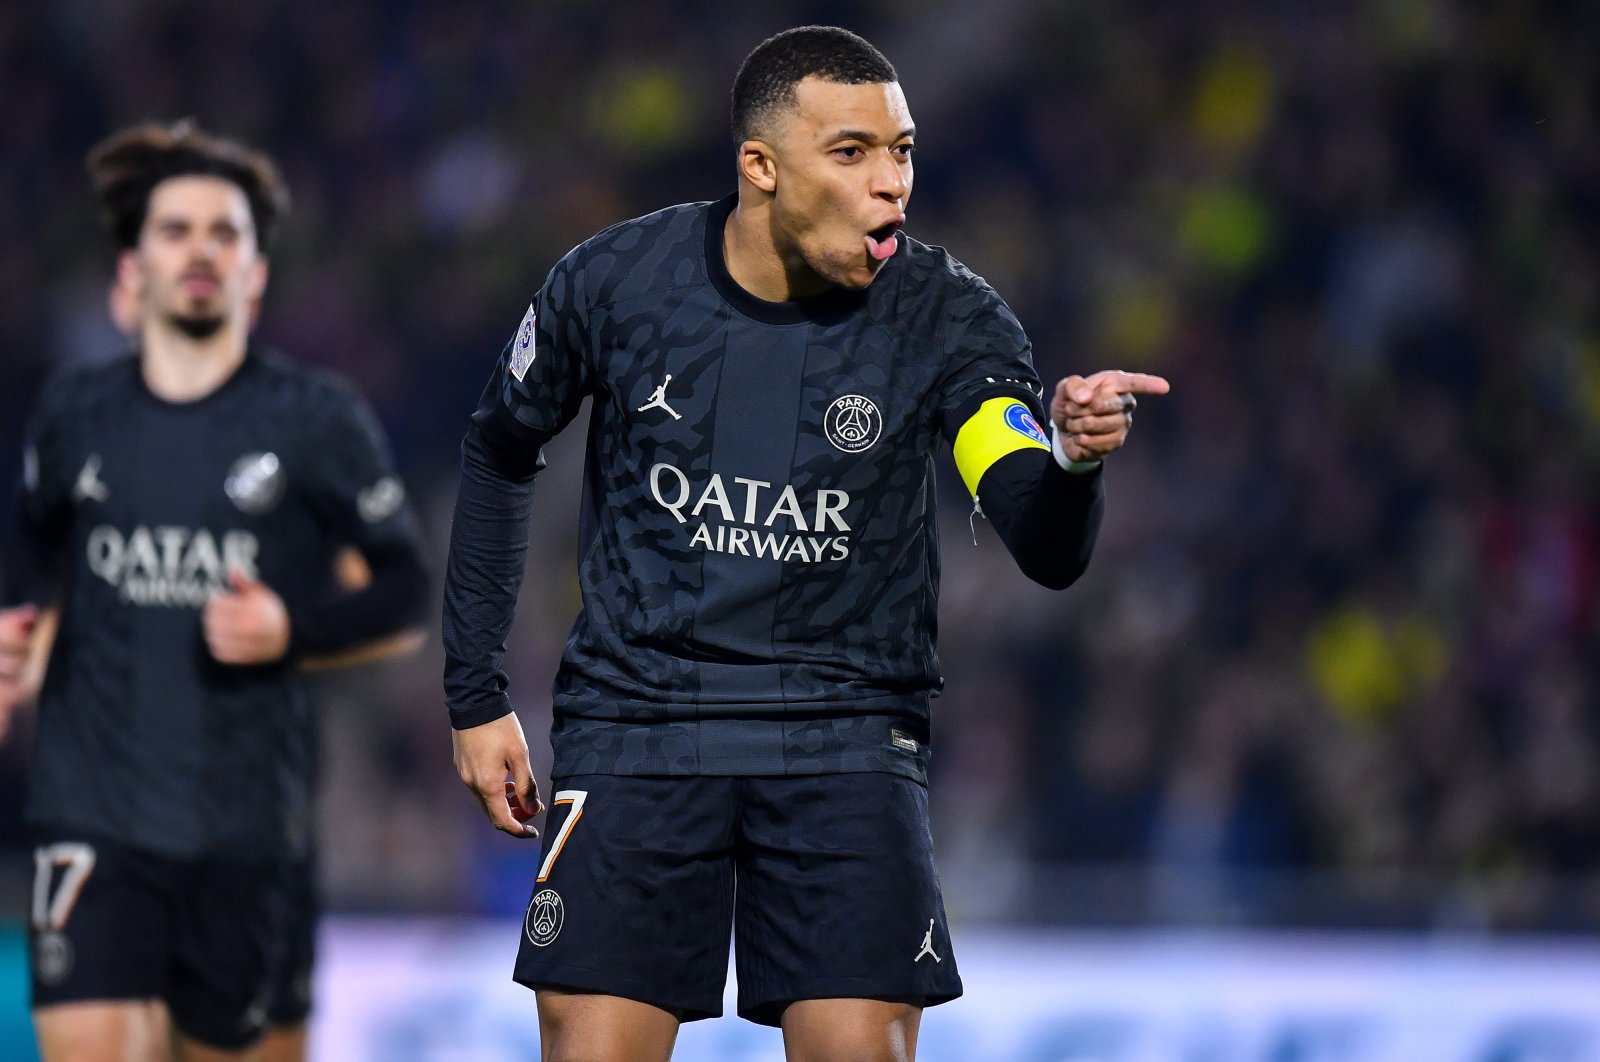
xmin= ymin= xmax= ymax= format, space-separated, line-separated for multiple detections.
xmin=2 ymin=605 xmax=38 ymax=637
xmin=228 ymin=568 xmax=260 ymax=595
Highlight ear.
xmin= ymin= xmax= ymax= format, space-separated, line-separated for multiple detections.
xmin=737 ymin=140 xmax=778 ymax=194
xmin=114 ymin=251 xmax=142 ymax=297
xmin=247 ymin=257 xmax=269 ymax=302
xmin=108 ymin=254 xmax=142 ymax=336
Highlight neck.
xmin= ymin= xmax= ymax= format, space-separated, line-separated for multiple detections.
xmin=723 ymin=194 xmax=829 ymax=302
xmin=139 ymin=316 xmax=249 ymax=402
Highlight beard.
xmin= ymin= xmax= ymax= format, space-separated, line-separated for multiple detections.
xmin=169 ymin=312 xmax=226 ymax=339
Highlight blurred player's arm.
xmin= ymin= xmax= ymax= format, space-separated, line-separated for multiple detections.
xmin=278 ymin=386 xmax=431 ymax=668
xmin=1 ymin=377 xmax=74 ymax=733
xmin=296 ymin=547 xmax=425 ymax=671
xmin=199 ymin=492 xmax=428 ymax=671
xmin=279 ymin=530 xmax=429 ymax=666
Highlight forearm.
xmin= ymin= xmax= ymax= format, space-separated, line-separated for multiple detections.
xmin=976 ymin=448 xmax=1105 ymax=590
xmin=442 ymin=419 xmax=542 ymax=730
xmin=298 ymin=628 xmax=427 ymax=671
xmin=288 ymin=539 xmax=431 ymax=658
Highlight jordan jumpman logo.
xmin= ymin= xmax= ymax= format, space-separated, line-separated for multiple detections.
xmin=637 ymin=375 xmax=682 ymax=420
xmin=914 ymin=919 xmax=941 ymax=963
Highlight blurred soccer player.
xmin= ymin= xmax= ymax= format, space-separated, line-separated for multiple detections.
xmin=443 ymin=26 xmax=1167 ymax=1062
xmin=0 ymin=121 xmax=430 ymax=1062
xmin=109 ymin=272 xmax=386 ymax=1062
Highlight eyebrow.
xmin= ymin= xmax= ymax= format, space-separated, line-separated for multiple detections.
xmin=829 ymin=126 xmax=917 ymax=144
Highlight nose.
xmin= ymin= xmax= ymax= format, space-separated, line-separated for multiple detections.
xmin=193 ymin=234 xmax=222 ymax=260
xmin=872 ymin=152 xmax=908 ymax=205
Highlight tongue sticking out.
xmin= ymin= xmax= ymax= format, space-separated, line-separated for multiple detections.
xmin=865 ymin=232 xmax=899 ymax=261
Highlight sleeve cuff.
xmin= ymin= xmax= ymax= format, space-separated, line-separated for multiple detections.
xmin=1051 ymin=422 xmax=1103 ymax=475
xmin=448 ymin=696 xmax=514 ymax=730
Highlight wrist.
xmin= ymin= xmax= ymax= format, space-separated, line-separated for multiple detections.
xmin=1051 ymin=422 xmax=1103 ymax=474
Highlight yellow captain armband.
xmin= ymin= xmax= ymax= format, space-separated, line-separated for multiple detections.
xmin=951 ymin=397 xmax=1052 ymax=497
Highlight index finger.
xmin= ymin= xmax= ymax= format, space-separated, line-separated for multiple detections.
xmin=508 ymin=758 xmax=545 ymax=820
xmin=1091 ymin=370 xmax=1171 ymax=396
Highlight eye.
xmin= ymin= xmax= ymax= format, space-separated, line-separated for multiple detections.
xmin=895 ymin=143 xmax=916 ymax=158
xmin=832 ymin=145 xmax=862 ymax=160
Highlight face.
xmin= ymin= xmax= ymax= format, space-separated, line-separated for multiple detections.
xmin=758 ymin=76 xmax=915 ymax=291
xmin=123 ymin=175 xmax=266 ymax=338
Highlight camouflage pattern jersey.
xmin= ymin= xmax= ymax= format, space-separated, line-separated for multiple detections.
xmin=443 ymin=194 xmax=1101 ymax=783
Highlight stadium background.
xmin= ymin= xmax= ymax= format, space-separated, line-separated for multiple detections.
xmin=2 ymin=1 xmax=1599 ymax=1056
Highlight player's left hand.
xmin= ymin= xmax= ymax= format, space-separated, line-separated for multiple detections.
xmin=203 ymin=570 xmax=291 ymax=665
xmin=1050 ymin=369 xmax=1171 ymax=464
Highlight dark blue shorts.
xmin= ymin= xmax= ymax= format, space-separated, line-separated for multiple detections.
xmin=513 ymin=772 xmax=962 ymax=1025
xmin=265 ymin=855 xmax=316 ymax=1027
xmin=28 ymin=833 xmax=293 ymax=1050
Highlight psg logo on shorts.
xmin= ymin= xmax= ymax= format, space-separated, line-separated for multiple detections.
xmin=825 ymin=394 xmax=882 ymax=453
xmin=525 ymin=888 xmax=565 ymax=947
xmin=34 ymin=930 xmax=73 ymax=985
xmin=224 ymin=452 xmax=286 ymax=515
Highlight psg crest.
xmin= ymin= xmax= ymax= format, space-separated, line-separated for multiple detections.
xmin=224 ymin=452 xmax=286 ymax=515
xmin=34 ymin=930 xmax=73 ymax=985
xmin=525 ymin=888 xmax=565 ymax=947
xmin=825 ymin=394 xmax=882 ymax=453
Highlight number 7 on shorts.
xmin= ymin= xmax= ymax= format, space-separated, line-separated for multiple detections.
xmin=536 ymin=790 xmax=588 ymax=883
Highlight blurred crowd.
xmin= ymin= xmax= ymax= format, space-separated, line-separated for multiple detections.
xmin=3 ymin=0 xmax=1598 ymax=931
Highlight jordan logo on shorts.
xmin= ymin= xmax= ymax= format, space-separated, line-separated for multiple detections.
xmin=914 ymin=918 xmax=941 ymax=963
xmin=637 ymin=375 xmax=682 ymax=421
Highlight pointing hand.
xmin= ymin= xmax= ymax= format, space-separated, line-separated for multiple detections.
xmin=1050 ymin=370 xmax=1170 ymax=464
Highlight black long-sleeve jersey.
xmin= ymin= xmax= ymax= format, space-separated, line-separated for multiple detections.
xmin=3 ymin=349 xmax=429 ymax=862
xmin=443 ymin=195 xmax=1102 ymax=783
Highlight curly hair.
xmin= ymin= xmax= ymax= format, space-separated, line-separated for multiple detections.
xmin=86 ymin=120 xmax=290 ymax=254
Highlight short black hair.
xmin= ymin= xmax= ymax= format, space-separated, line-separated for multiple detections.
xmin=86 ymin=120 xmax=291 ymax=255
xmin=730 ymin=26 xmax=898 ymax=145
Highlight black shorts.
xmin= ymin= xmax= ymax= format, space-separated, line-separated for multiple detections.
xmin=265 ymin=856 xmax=317 ymax=1027
xmin=28 ymin=833 xmax=292 ymax=1050
xmin=513 ymin=773 xmax=962 ymax=1026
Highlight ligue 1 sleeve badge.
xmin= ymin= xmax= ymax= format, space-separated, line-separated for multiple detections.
xmin=825 ymin=394 xmax=882 ymax=453
xmin=1003 ymin=402 xmax=1049 ymax=445
xmin=525 ymin=888 xmax=565 ymax=947
xmin=510 ymin=303 xmax=537 ymax=382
